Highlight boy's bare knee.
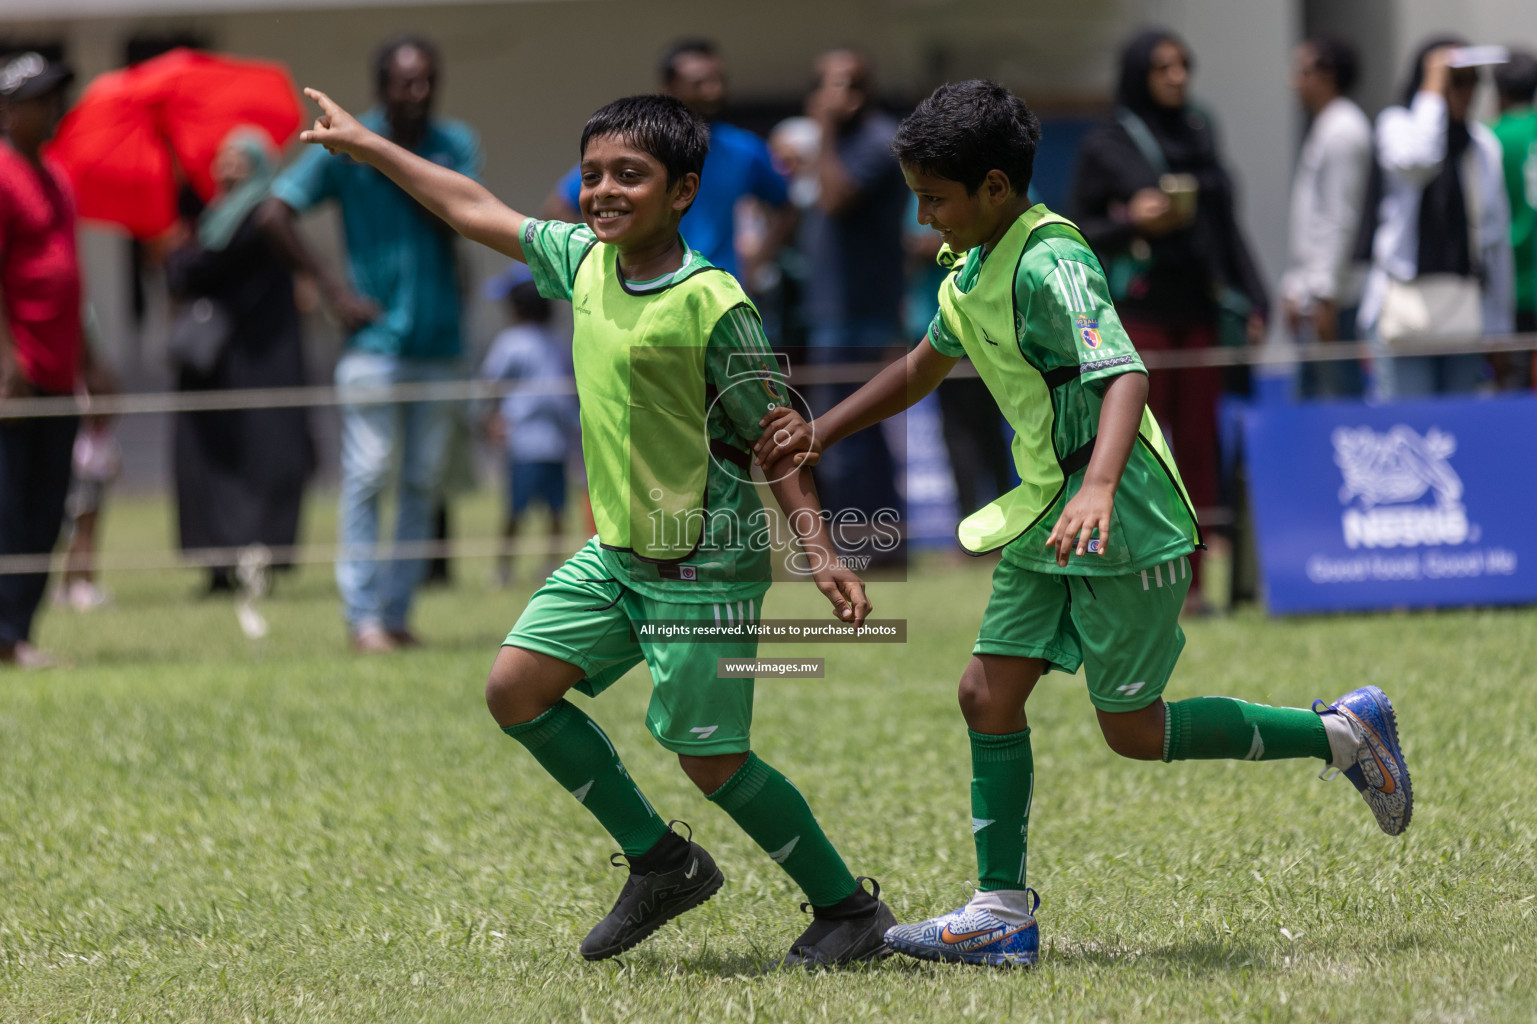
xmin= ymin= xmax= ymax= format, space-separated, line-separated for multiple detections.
xmin=483 ymin=664 xmax=523 ymax=725
xmin=956 ymin=656 xmax=1039 ymax=733
xmin=956 ymin=673 xmax=995 ymax=726
xmin=485 ymin=646 xmax=582 ymax=728
xmin=1096 ymin=704 xmax=1165 ymax=761
xmin=678 ymin=751 xmax=749 ymax=795
xmin=1102 ymin=729 xmax=1158 ymax=760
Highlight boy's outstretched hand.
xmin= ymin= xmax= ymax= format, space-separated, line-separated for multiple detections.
xmin=813 ymin=563 xmax=871 ymax=627
xmin=1046 ymin=483 xmax=1114 ymax=568
xmin=299 ymin=88 xmax=376 ymax=159
xmin=755 ymin=406 xmax=822 ymax=470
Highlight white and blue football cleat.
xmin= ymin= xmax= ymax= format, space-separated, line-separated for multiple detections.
xmin=884 ymin=889 xmax=1040 ymax=966
xmin=1316 ymin=685 xmax=1412 ymax=836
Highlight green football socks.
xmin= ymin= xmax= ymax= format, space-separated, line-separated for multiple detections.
xmin=502 ymin=700 xmax=670 ymax=857
xmin=708 ymin=752 xmax=858 ymax=908
xmin=970 ymin=729 xmax=1034 ymax=893
xmin=1163 ymin=697 xmax=1331 ymax=763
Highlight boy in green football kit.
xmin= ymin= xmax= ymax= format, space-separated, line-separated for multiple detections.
xmin=298 ymin=89 xmax=896 ymax=966
xmin=757 ymin=80 xmax=1414 ymax=966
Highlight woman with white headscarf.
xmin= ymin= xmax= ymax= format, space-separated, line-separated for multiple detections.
xmin=1360 ymin=37 xmax=1515 ymax=398
xmin=166 ymin=127 xmax=314 ymax=591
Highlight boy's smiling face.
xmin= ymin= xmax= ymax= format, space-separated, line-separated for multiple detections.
xmin=902 ymin=163 xmax=1019 ymax=253
xmin=578 ymin=135 xmax=698 ymax=252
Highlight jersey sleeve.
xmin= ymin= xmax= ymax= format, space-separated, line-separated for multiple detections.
xmin=270 ymin=144 xmax=336 ymax=213
xmin=1024 ymin=252 xmax=1146 ymax=391
xmin=706 ymin=304 xmax=790 ymax=445
xmin=519 ymin=219 xmax=597 ymax=302
xmin=926 ymin=285 xmax=967 ymax=358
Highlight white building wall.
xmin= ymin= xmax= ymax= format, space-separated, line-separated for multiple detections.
xmin=1156 ymin=0 xmax=1301 ymax=319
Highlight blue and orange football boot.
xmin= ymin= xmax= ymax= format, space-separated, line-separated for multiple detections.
xmin=1316 ymin=685 xmax=1413 ymax=835
xmin=884 ymin=890 xmax=1040 ymax=967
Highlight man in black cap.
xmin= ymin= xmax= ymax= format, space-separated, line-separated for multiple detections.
xmin=0 ymin=51 xmax=105 ymax=667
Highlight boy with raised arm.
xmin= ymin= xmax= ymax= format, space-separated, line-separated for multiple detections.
xmin=299 ymin=88 xmax=896 ymax=967
xmin=756 ymin=81 xmax=1412 ymax=966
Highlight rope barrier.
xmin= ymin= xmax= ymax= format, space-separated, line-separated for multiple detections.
xmin=0 ymin=334 xmax=1529 ymax=580
xmin=0 ymin=502 xmax=1260 ymax=578
xmin=3 ymin=333 xmax=1535 ymax=420
xmin=0 ymin=536 xmax=566 ymax=578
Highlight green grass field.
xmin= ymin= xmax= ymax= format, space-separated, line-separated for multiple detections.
xmin=3 ymin=494 xmax=1536 ymax=1023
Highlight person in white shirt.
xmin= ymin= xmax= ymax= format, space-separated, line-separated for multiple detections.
xmin=1283 ymin=36 xmax=1373 ymax=398
xmin=1360 ymin=37 xmax=1515 ymax=399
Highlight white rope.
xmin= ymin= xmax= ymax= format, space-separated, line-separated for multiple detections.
xmin=0 ymin=502 xmax=1237 ymax=578
xmin=3 ymin=334 xmax=1535 ymax=420
xmin=0 ymin=534 xmax=576 ymax=577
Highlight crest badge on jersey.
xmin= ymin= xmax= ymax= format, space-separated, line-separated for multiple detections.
xmin=1075 ymin=314 xmax=1101 ymax=349
xmin=679 ymin=565 xmax=698 ymax=581
xmin=756 ymin=360 xmax=781 ymax=400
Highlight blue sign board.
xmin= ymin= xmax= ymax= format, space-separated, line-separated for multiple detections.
xmin=1244 ymin=396 xmax=1537 ymax=615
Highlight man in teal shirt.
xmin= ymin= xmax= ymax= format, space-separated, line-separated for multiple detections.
xmin=1492 ymin=50 xmax=1537 ymax=387
xmin=263 ymin=35 xmax=482 ymax=651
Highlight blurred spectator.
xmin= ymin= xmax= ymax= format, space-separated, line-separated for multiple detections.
xmin=1360 ymin=38 xmax=1513 ymax=399
xmin=745 ymin=116 xmax=820 ymax=352
xmin=543 ymin=39 xmax=788 ymax=279
xmin=801 ymin=49 xmax=909 ymax=559
xmin=478 ymin=264 xmax=578 ymax=586
xmin=261 ymin=34 xmax=482 ymax=652
xmin=1491 ymin=48 xmax=1537 ymax=389
xmin=802 ymin=50 xmax=908 ymax=354
xmin=166 ymin=128 xmax=315 ymax=594
xmin=770 ymin=118 xmax=822 ymax=213
xmin=0 ymin=52 xmax=111 ymax=668
xmin=1284 ymin=36 xmax=1373 ymax=399
xmin=57 ymin=413 xmax=120 ymax=612
xmin=1071 ymin=28 xmax=1268 ymax=598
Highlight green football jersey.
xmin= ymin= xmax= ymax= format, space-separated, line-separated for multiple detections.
xmin=928 ymin=205 xmax=1200 ymax=575
xmin=1490 ymin=108 xmax=1536 ymax=313
xmin=521 ymin=219 xmax=790 ymax=602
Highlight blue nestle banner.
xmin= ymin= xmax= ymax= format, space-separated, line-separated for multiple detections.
xmin=1244 ymin=395 xmax=1537 ymax=615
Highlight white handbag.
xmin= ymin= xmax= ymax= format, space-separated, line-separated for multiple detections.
xmin=1377 ymin=274 xmax=1482 ymax=348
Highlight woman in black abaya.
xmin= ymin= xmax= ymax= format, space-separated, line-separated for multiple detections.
xmin=1071 ymin=28 xmax=1269 ymax=601
xmin=166 ymin=128 xmax=314 ymax=591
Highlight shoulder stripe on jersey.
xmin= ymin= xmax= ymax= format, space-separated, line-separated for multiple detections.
xmin=1075 ymin=262 xmax=1095 ymax=307
xmin=1048 ymin=264 xmax=1084 ymax=312
xmin=721 ymin=305 xmax=786 ymax=392
xmin=720 ymin=306 xmax=751 ymax=356
xmin=729 ymin=305 xmax=773 ymax=360
xmin=743 ymin=307 xmax=776 ymax=362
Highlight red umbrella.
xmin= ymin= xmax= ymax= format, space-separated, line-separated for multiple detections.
xmin=47 ymin=48 xmax=302 ymax=239
xmin=45 ymin=62 xmax=178 ymax=239
xmin=137 ymin=49 xmax=303 ymax=201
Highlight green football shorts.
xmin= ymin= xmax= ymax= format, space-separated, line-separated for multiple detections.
xmin=974 ymin=554 xmax=1193 ymax=712
xmin=504 ymin=539 xmax=766 ymax=755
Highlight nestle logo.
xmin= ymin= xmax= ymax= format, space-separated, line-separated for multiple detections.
xmin=1333 ymin=425 xmax=1473 ymax=549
